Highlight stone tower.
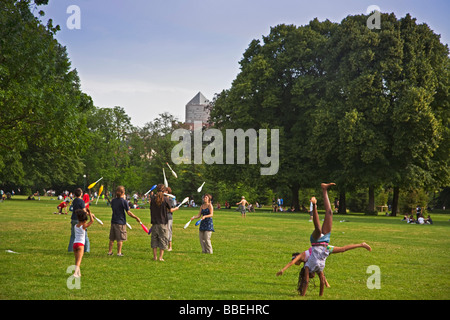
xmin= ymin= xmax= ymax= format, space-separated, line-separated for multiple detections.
xmin=185 ymin=92 xmax=210 ymax=130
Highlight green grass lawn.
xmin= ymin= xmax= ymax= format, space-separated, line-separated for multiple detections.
xmin=0 ymin=196 xmax=449 ymax=300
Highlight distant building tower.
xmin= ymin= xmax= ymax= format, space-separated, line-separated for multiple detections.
xmin=185 ymin=92 xmax=210 ymax=130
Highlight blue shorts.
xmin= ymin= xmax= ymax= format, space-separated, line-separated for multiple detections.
xmin=310 ymin=232 xmax=331 ymax=244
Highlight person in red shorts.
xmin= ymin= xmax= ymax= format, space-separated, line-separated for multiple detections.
xmin=54 ymin=199 xmax=70 ymax=214
xmin=73 ymin=208 xmax=95 ymax=278
xmin=83 ymin=191 xmax=91 ymax=209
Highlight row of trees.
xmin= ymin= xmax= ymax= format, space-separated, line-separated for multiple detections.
xmin=81 ymin=109 xmax=275 ymax=207
xmin=0 ymin=0 xmax=279 ymax=206
xmin=208 ymin=14 xmax=449 ymax=215
xmin=1 ymin=1 xmax=449 ymax=214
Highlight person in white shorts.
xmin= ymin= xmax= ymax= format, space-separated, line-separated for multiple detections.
xmin=276 ymin=242 xmax=372 ymax=282
xmin=277 ymin=183 xmax=372 ymax=296
xmin=300 ymin=183 xmax=335 ymax=296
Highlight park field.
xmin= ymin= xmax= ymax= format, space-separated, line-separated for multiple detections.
xmin=0 ymin=196 xmax=449 ymax=300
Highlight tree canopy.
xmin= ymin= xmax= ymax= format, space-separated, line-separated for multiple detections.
xmin=210 ymin=13 xmax=449 ymax=214
xmin=0 ymin=0 xmax=93 ymax=188
xmin=1 ymin=3 xmax=449 ymax=213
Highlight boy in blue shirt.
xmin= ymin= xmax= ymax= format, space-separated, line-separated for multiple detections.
xmin=108 ymin=186 xmax=141 ymax=256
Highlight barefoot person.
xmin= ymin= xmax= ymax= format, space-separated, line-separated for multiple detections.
xmin=150 ymin=184 xmax=179 ymax=261
xmin=276 ymin=242 xmax=372 ymax=286
xmin=68 ymin=188 xmax=90 ymax=253
xmin=73 ymin=208 xmax=95 ymax=277
xmin=299 ymin=183 xmax=336 ymax=296
xmin=108 ymin=186 xmax=141 ymax=256
xmin=191 ymin=194 xmax=215 ymax=254
xmin=277 ymin=243 xmax=371 ymax=276
xmin=236 ymin=196 xmax=249 ymax=218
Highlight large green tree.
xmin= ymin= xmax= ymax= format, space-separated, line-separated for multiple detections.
xmin=82 ymin=106 xmax=133 ymax=193
xmin=0 ymin=0 xmax=93 ymax=190
xmin=209 ymin=21 xmax=338 ymax=210
xmin=309 ymin=13 xmax=405 ymax=213
xmin=387 ymin=14 xmax=449 ymax=215
xmin=298 ymin=13 xmax=449 ymax=215
xmin=209 ymin=14 xmax=449 ymax=214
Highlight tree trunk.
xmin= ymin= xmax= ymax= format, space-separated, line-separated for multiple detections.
xmin=338 ymin=191 xmax=346 ymax=214
xmin=367 ymin=186 xmax=375 ymax=212
xmin=291 ymin=184 xmax=300 ymax=211
xmin=391 ymin=186 xmax=399 ymax=216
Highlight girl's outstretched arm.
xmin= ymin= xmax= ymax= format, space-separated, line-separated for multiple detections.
xmin=84 ymin=210 xmax=94 ymax=229
xmin=332 ymin=242 xmax=372 ymax=254
xmin=276 ymin=253 xmax=304 ymax=276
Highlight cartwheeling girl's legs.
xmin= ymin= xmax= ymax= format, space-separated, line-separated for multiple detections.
xmin=321 ymin=183 xmax=335 ymax=235
xmin=310 ymin=197 xmax=321 ymax=242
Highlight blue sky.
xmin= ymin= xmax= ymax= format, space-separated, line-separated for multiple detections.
xmin=36 ymin=0 xmax=450 ymax=127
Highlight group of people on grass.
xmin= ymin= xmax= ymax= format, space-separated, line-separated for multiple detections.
xmin=401 ymin=205 xmax=434 ymax=224
xmin=66 ymin=180 xmax=374 ymax=297
xmin=67 ymin=184 xmax=215 ymax=278
xmin=402 ymin=214 xmax=433 ymax=224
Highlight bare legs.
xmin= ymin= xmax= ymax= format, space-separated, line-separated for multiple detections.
xmin=310 ymin=183 xmax=335 ymax=241
xmin=153 ymin=248 xmax=165 ymax=261
xmin=321 ymin=183 xmax=335 ymax=235
xmin=300 ymin=184 xmax=373 ymax=297
xmin=108 ymin=240 xmax=123 ymax=256
xmin=310 ymin=197 xmax=321 ymax=242
xmin=301 ymin=183 xmax=335 ymax=296
xmin=74 ymin=246 xmax=83 ymax=277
